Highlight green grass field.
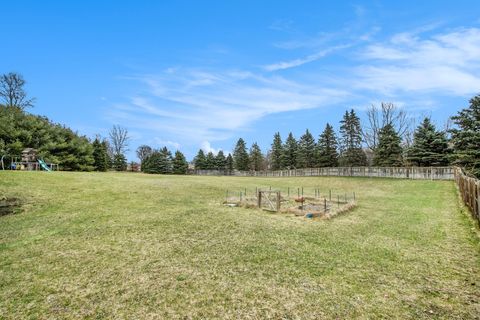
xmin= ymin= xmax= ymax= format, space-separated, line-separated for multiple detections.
xmin=1 ymin=172 xmax=479 ymax=319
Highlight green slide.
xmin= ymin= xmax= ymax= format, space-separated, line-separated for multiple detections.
xmin=38 ymin=159 xmax=52 ymax=171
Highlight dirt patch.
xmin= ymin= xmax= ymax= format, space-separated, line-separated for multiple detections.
xmin=0 ymin=197 xmax=22 ymax=216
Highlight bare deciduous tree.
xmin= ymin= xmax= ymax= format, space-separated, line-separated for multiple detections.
xmin=109 ymin=125 xmax=129 ymax=156
xmin=136 ymin=145 xmax=153 ymax=163
xmin=0 ymin=72 xmax=35 ymax=109
xmin=363 ymin=102 xmax=411 ymax=149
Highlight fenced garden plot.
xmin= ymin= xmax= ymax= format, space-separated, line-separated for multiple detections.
xmin=224 ymin=186 xmax=356 ymax=219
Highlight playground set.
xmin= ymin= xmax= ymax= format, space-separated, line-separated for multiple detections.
xmin=1 ymin=148 xmax=58 ymax=171
xmin=224 ymin=186 xmax=357 ymax=219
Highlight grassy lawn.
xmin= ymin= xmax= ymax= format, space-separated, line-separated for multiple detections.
xmin=0 ymin=172 xmax=479 ymax=319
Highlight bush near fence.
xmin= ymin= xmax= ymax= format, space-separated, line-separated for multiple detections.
xmin=192 ymin=167 xmax=454 ymax=180
xmin=454 ymin=167 xmax=480 ymax=225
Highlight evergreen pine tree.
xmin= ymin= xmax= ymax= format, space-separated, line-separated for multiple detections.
xmin=159 ymin=147 xmax=173 ymax=173
xmin=233 ymin=138 xmax=249 ymax=170
xmin=193 ymin=149 xmax=206 ymax=170
xmin=113 ymin=153 xmax=127 ymax=171
xmin=270 ymin=132 xmax=283 ymax=170
xmin=205 ymin=151 xmax=216 ymax=170
xmin=249 ymin=142 xmax=264 ymax=171
xmin=339 ymin=109 xmax=367 ymax=166
xmin=172 ymin=150 xmax=188 ymax=174
xmin=92 ymin=137 xmax=108 ymax=171
xmin=226 ymin=153 xmax=234 ymax=171
xmin=215 ymin=150 xmax=226 ymax=170
xmin=142 ymin=151 xmax=162 ymax=174
xmin=281 ymin=132 xmax=297 ymax=169
xmin=372 ymin=123 xmax=403 ymax=166
xmin=316 ymin=123 xmax=339 ymax=167
xmin=450 ymin=95 xmax=480 ymax=177
xmin=406 ymin=118 xmax=450 ymax=166
xmin=296 ymin=129 xmax=316 ymax=168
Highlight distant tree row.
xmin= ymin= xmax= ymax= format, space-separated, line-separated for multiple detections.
xmin=193 ymin=149 xmax=234 ymax=171
xmin=214 ymin=98 xmax=479 ymax=178
xmin=135 ymin=145 xmax=188 ymax=174
xmin=1 ymin=72 xmax=478 ymax=177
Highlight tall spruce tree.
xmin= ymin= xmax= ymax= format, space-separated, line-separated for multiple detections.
xmin=92 ymin=137 xmax=109 ymax=171
xmin=233 ymin=138 xmax=249 ymax=170
xmin=339 ymin=109 xmax=367 ymax=166
xmin=316 ymin=123 xmax=338 ymax=167
xmin=450 ymin=95 xmax=480 ymax=177
xmin=282 ymin=132 xmax=297 ymax=169
xmin=205 ymin=151 xmax=216 ymax=170
xmin=296 ymin=129 xmax=316 ymax=168
xmin=249 ymin=142 xmax=264 ymax=171
xmin=226 ymin=153 xmax=234 ymax=171
xmin=372 ymin=123 xmax=403 ymax=166
xmin=193 ymin=149 xmax=206 ymax=170
xmin=215 ymin=150 xmax=226 ymax=170
xmin=172 ymin=150 xmax=188 ymax=174
xmin=159 ymin=147 xmax=173 ymax=173
xmin=270 ymin=132 xmax=283 ymax=170
xmin=406 ymin=118 xmax=450 ymax=166
xmin=113 ymin=153 xmax=127 ymax=171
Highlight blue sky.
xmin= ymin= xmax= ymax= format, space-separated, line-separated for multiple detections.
xmin=2 ymin=1 xmax=480 ymax=161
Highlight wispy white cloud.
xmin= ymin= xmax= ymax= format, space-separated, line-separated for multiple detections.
xmin=263 ymin=44 xmax=351 ymax=71
xmin=356 ymin=27 xmax=480 ymax=95
xmin=107 ymin=68 xmax=349 ymax=143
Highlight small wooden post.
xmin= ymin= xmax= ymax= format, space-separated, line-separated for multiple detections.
xmin=276 ymin=191 xmax=281 ymax=212
xmin=287 ymin=187 xmax=290 ymax=197
xmin=301 ymin=187 xmax=304 ymax=196
xmin=226 ymin=190 xmax=228 ymax=202
xmin=337 ymin=195 xmax=340 ymax=207
xmin=353 ymin=192 xmax=356 ymax=201
xmin=257 ymin=191 xmax=262 ymax=208
xmin=324 ymin=198 xmax=327 ymax=212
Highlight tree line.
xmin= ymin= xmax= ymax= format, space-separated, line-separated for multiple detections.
xmin=1 ymin=72 xmax=478 ymax=177
xmin=0 ymin=72 xmax=189 ymax=174
xmin=193 ymin=100 xmax=479 ymax=178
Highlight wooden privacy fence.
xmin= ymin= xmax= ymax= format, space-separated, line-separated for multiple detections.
xmin=454 ymin=167 xmax=480 ymax=225
xmin=193 ymin=167 xmax=454 ymax=180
